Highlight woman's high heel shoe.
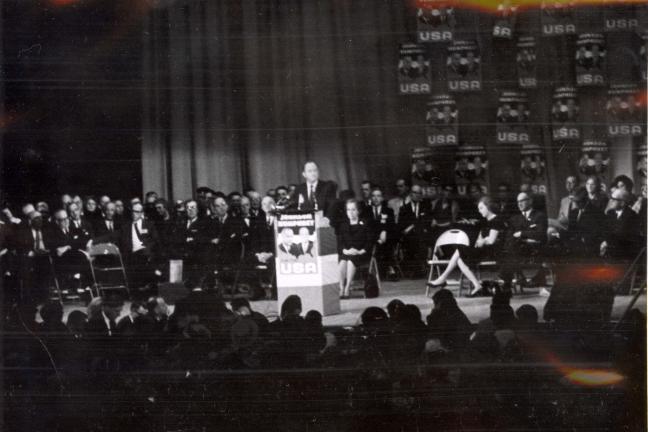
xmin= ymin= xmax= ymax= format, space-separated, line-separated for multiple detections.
xmin=427 ymin=280 xmax=447 ymax=288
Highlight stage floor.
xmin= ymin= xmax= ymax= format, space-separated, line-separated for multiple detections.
xmin=60 ymin=278 xmax=646 ymax=327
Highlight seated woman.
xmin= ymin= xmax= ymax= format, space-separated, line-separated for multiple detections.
xmin=337 ymin=200 xmax=372 ymax=299
xmin=428 ymin=196 xmax=504 ymax=297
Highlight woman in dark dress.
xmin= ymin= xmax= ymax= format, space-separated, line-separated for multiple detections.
xmin=338 ymin=200 xmax=372 ymax=299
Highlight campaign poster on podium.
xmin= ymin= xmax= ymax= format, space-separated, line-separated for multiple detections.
xmin=275 ymin=212 xmax=319 ymax=284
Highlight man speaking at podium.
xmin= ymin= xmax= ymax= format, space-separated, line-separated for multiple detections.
xmin=293 ymin=161 xmax=338 ymax=220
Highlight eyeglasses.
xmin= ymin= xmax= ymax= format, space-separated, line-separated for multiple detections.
xmin=132 ymin=209 xmax=143 ymax=213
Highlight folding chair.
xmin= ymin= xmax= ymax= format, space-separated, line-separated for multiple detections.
xmin=391 ymin=237 xmax=405 ymax=280
xmin=426 ymin=229 xmax=470 ymax=297
xmin=219 ymin=238 xmax=248 ymax=298
xmin=83 ymin=243 xmax=130 ymax=298
xmin=351 ymin=245 xmax=382 ymax=295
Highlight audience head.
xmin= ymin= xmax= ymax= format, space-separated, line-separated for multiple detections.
xmin=36 ymin=201 xmax=50 ymax=218
xmin=66 ymin=310 xmax=87 ymax=336
xmin=370 ymin=187 xmax=384 ymax=207
xmin=68 ymin=202 xmax=82 ymax=221
xmin=130 ymin=197 xmax=142 ymax=208
xmin=477 ymin=196 xmax=497 ymax=218
xmin=410 ymin=184 xmax=423 ymax=202
xmin=361 ymin=306 xmax=389 ymax=327
xmin=261 ymin=196 xmax=275 ymax=213
xmin=87 ymin=297 xmax=104 ymax=321
xmin=185 ymin=200 xmax=198 ymax=220
xmin=72 ymin=195 xmax=82 ymax=209
xmin=339 ymin=189 xmax=356 ymax=202
xmin=40 ymin=300 xmax=64 ymax=326
xmin=275 ymin=186 xmax=288 ymax=202
xmin=104 ymin=202 xmax=116 ymax=220
xmin=131 ymin=202 xmax=144 ymax=222
xmin=114 ymin=199 xmax=125 ymax=215
xmin=145 ymin=191 xmax=158 ymax=204
xmin=305 ymin=310 xmax=323 ymax=328
xmin=227 ymin=192 xmax=242 ymax=211
xmin=248 ymin=191 xmax=261 ymax=210
xmin=288 ymin=184 xmax=297 ymax=195
xmin=386 ymin=299 xmax=405 ymax=322
xmin=585 ymin=176 xmax=601 ymax=196
xmin=565 ymin=175 xmax=577 ymax=195
xmin=516 ymin=304 xmax=538 ymax=329
xmin=212 ymin=197 xmax=229 ymax=218
xmin=610 ymin=189 xmax=630 ymax=210
xmin=302 ymin=161 xmax=320 ymax=184
xmin=129 ymin=301 xmax=146 ymax=319
xmin=54 ymin=209 xmax=69 ymax=231
xmin=280 ymin=295 xmax=302 ymax=319
xmin=611 ymin=174 xmax=634 ymax=194
xmin=403 ymin=304 xmax=423 ymax=324
xmin=395 ymin=178 xmax=410 ymax=198
xmin=99 ymin=195 xmax=111 ymax=208
xmin=61 ymin=194 xmax=72 ymax=206
xmin=345 ymin=199 xmax=360 ymax=221
xmin=102 ymin=295 xmax=125 ymax=321
xmin=516 ymin=192 xmax=532 ymax=212
xmin=240 ymin=196 xmax=251 ymax=217
xmin=360 ymin=180 xmax=372 ymax=200
xmin=154 ymin=199 xmax=168 ymax=218
xmin=84 ymin=196 xmax=98 ymax=214
xmin=22 ymin=203 xmax=35 ymax=217
xmin=231 ymin=298 xmax=252 ymax=316
xmin=431 ymin=288 xmax=459 ymax=312
xmin=469 ymin=183 xmax=483 ymax=201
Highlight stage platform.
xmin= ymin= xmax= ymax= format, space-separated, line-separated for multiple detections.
xmin=60 ymin=278 xmax=646 ymax=327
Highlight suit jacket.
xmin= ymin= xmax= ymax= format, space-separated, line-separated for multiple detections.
xmin=603 ymin=208 xmax=640 ymax=259
xmin=14 ymin=225 xmax=49 ymax=256
xmin=293 ymin=180 xmax=338 ymax=218
xmin=179 ymin=217 xmax=211 ymax=258
xmin=69 ymin=218 xmax=94 ymax=246
xmin=507 ymin=209 xmax=548 ymax=245
xmin=44 ymin=225 xmax=85 ymax=254
xmin=294 ymin=241 xmax=315 ymax=258
xmin=366 ymin=204 xmax=396 ymax=241
xmin=398 ymin=200 xmax=431 ymax=235
xmin=387 ymin=196 xmax=410 ymax=225
xmin=565 ymin=205 xmax=605 ymax=257
xmin=120 ymin=219 xmax=159 ymax=256
xmin=93 ymin=218 xmax=122 ymax=245
xmin=250 ymin=215 xmax=276 ymax=254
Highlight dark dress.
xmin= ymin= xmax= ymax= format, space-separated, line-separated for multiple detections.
xmin=338 ymin=219 xmax=372 ymax=266
xmin=471 ymin=215 xmax=505 ymax=262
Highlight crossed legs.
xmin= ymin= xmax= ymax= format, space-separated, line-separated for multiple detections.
xmin=430 ymin=249 xmax=481 ymax=295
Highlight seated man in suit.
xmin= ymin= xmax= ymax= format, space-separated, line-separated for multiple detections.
xmin=500 ymin=192 xmax=548 ymax=291
xmin=366 ymin=186 xmax=397 ymax=279
xmin=43 ymin=209 xmax=90 ymax=297
xmin=180 ymin=200 xmax=211 ymax=285
xmin=387 ymin=178 xmax=411 ymax=225
xmin=247 ymin=196 xmax=277 ymax=299
xmin=358 ymin=180 xmax=373 ymax=218
xmin=93 ymin=201 xmax=121 ymax=245
xmin=206 ymin=197 xmax=244 ymax=272
xmin=67 ymin=202 xmax=94 ymax=246
xmin=398 ymin=184 xmax=431 ymax=275
xmin=16 ymin=211 xmax=52 ymax=304
xmin=120 ymin=202 xmax=161 ymax=298
xmin=600 ymin=189 xmax=641 ymax=261
xmin=293 ymin=161 xmax=338 ymax=220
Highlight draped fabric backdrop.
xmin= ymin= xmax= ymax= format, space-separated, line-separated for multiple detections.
xmin=142 ymin=0 xmax=640 ymax=214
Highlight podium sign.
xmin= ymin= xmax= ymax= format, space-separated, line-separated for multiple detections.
xmin=275 ymin=211 xmax=340 ymax=316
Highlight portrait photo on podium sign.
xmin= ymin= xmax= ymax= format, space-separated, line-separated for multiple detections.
xmin=275 ymin=212 xmax=319 ymax=277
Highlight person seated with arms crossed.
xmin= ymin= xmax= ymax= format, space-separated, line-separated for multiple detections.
xmin=337 ymin=200 xmax=372 ymax=299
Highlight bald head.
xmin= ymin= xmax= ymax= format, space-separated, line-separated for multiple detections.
xmin=517 ymin=192 xmax=532 ymax=212
xmin=261 ymin=196 xmax=275 ymax=213
xmin=610 ymin=188 xmax=630 ymax=210
xmin=410 ymin=185 xmax=423 ymax=202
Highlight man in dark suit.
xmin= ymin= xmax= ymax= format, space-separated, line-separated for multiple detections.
xmin=500 ymin=192 xmax=548 ymax=291
xmin=16 ymin=211 xmax=52 ymax=303
xmin=600 ymin=189 xmax=641 ymax=261
xmin=180 ymin=200 xmax=210 ymax=282
xmin=358 ymin=180 xmax=373 ymax=217
xmin=367 ymin=187 xmax=397 ymax=278
xmin=564 ymin=187 xmax=605 ymax=258
xmin=67 ymin=202 xmax=94 ymax=245
xmin=398 ymin=184 xmax=431 ymax=274
xmin=293 ymin=161 xmax=338 ymax=219
xmin=93 ymin=201 xmax=121 ymax=245
xmin=206 ymin=197 xmax=244 ymax=269
xmin=294 ymin=227 xmax=315 ymax=259
xmin=247 ymin=196 xmax=277 ymax=299
xmin=120 ymin=202 xmax=160 ymax=297
xmin=45 ymin=208 xmax=91 ymax=297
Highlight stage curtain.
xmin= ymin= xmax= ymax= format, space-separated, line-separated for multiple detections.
xmin=141 ymin=0 xmax=415 ymax=200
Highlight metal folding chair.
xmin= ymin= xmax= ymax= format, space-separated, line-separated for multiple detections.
xmin=83 ymin=243 xmax=130 ymax=298
xmin=426 ymin=229 xmax=470 ymax=297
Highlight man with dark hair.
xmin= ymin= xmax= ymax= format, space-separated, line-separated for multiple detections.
xmin=367 ymin=187 xmax=397 ymax=278
xmin=398 ymin=184 xmax=431 ymax=274
xmin=293 ymin=161 xmax=338 ymax=219
xmin=564 ymin=186 xmax=605 ymax=257
xmin=359 ymin=180 xmax=373 ymax=216
xmin=196 ymin=186 xmax=215 ymax=217
xmin=180 ymin=199 xmax=210 ymax=282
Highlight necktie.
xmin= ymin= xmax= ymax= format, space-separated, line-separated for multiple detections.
xmin=309 ymin=185 xmax=315 ymax=203
xmin=34 ymin=230 xmax=44 ymax=251
xmin=133 ymin=222 xmax=142 ymax=241
xmin=414 ymin=203 xmax=419 ymax=218
xmin=108 ymin=221 xmax=113 ymax=232
xmin=577 ymin=210 xmax=582 ymax=222
xmin=267 ymin=217 xmax=273 ymax=228
xmin=374 ymin=207 xmax=379 ymax=220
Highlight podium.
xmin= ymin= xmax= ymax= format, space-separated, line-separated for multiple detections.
xmin=274 ymin=211 xmax=340 ymax=316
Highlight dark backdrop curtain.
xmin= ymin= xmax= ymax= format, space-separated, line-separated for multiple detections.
xmin=142 ymin=1 xmax=641 ymax=215
xmin=142 ymin=0 xmax=414 ymax=200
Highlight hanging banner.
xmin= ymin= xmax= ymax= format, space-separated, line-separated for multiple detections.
xmin=604 ymin=2 xmax=639 ymax=32
xmin=411 ymin=147 xmax=441 ymax=197
xmin=578 ymin=140 xmax=610 ymax=186
xmin=517 ymin=36 xmax=538 ymax=88
xmin=496 ymin=91 xmax=530 ymax=144
xmin=551 ymin=86 xmax=581 ymax=142
xmin=416 ymin=0 xmax=455 ymax=43
xmin=493 ymin=0 xmax=518 ymax=39
xmin=455 ymin=144 xmax=488 ymax=194
xmin=426 ymin=95 xmax=458 ymax=146
xmin=520 ymin=143 xmax=548 ymax=194
xmin=541 ymin=0 xmax=577 ymax=36
xmin=446 ymin=40 xmax=482 ymax=92
xmin=575 ymin=34 xmax=607 ymax=87
xmin=606 ymin=84 xmax=645 ymax=138
xmin=398 ymin=43 xmax=432 ymax=95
